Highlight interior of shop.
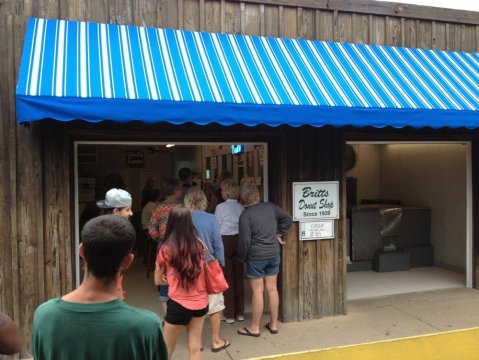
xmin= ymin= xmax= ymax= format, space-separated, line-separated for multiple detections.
xmin=74 ymin=141 xmax=470 ymax=308
xmin=74 ymin=141 xmax=266 ymax=291
xmin=346 ymin=142 xmax=469 ymax=300
xmin=76 ymin=142 xmax=266 ymax=219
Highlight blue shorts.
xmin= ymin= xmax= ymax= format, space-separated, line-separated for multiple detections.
xmin=158 ymin=285 xmax=169 ymax=302
xmin=164 ymin=299 xmax=209 ymax=326
xmin=245 ymin=256 xmax=281 ymax=279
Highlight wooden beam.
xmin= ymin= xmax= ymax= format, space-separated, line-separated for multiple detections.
xmin=230 ymin=0 xmax=479 ymax=25
xmin=260 ymin=3 xmax=265 ymax=35
xmin=199 ymin=0 xmax=205 ymax=31
xmin=220 ymin=0 xmax=226 ymax=32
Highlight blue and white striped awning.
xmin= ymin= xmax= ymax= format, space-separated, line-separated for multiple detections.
xmin=16 ymin=17 xmax=479 ymax=128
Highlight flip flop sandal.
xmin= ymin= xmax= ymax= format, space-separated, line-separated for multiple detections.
xmin=265 ymin=323 xmax=278 ymax=334
xmin=211 ymin=339 xmax=231 ymax=353
xmin=237 ymin=327 xmax=261 ymax=337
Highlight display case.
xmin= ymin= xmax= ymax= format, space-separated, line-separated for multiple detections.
xmin=350 ymin=206 xmax=431 ymax=263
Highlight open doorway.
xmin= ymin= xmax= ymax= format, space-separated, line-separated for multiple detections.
xmin=73 ymin=141 xmax=268 ymax=302
xmin=345 ymin=142 xmax=472 ymax=300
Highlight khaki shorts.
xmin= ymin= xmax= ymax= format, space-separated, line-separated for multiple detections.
xmin=208 ymin=293 xmax=225 ymax=315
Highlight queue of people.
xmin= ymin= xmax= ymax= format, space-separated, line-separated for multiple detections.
xmin=23 ymin=168 xmax=292 ymax=360
xmin=149 ymin=176 xmax=292 ymax=358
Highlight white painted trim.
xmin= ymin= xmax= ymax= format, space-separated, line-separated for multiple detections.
xmin=73 ymin=142 xmax=80 ymax=287
xmin=466 ymin=142 xmax=472 ymax=288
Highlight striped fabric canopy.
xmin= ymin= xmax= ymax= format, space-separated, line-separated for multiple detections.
xmin=16 ymin=17 xmax=479 ymax=128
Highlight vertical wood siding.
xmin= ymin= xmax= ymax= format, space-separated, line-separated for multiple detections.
xmin=0 ymin=0 xmax=478 ymax=356
xmin=0 ymin=12 xmax=19 ymax=353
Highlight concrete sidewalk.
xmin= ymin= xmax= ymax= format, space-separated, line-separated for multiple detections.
xmin=174 ymin=287 xmax=479 ymax=359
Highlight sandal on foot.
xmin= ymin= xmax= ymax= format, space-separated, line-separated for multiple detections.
xmin=265 ymin=323 xmax=278 ymax=334
xmin=211 ymin=339 xmax=231 ymax=353
xmin=237 ymin=327 xmax=261 ymax=337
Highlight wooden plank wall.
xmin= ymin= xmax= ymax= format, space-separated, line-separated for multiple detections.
xmin=0 ymin=0 xmax=478 ymax=356
xmin=274 ymin=126 xmax=345 ymax=321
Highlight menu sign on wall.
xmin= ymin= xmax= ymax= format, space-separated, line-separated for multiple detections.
xmin=126 ymin=151 xmax=144 ymax=168
xmin=292 ymin=181 xmax=339 ymax=221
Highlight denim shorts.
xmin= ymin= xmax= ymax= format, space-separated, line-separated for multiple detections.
xmin=158 ymin=285 xmax=169 ymax=302
xmin=164 ymin=299 xmax=209 ymax=326
xmin=245 ymin=256 xmax=281 ymax=279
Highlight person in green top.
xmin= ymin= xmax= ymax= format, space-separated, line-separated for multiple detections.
xmin=32 ymin=215 xmax=168 ymax=360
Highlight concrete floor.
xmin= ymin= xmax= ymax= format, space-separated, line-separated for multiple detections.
xmin=347 ymin=267 xmax=465 ymax=300
xmin=124 ymin=258 xmax=475 ymax=360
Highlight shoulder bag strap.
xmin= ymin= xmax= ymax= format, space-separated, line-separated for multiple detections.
xmin=197 ymin=237 xmax=215 ymax=261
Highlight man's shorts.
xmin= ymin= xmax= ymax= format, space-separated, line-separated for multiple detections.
xmin=207 ymin=293 xmax=225 ymax=315
xmin=164 ymin=299 xmax=209 ymax=326
xmin=245 ymin=256 xmax=281 ymax=279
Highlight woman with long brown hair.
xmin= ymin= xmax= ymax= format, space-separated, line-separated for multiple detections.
xmin=155 ymin=205 xmax=208 ymax=360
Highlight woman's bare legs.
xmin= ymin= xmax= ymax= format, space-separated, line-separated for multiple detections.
xmin=209 ymin=311 xmax=225 ymax=348
xmin=186 ymin=315 xmax=206 ymax=360
xmin=264 ymin=275 xmax=279 ymax=331
xmin=163 ymin=322 xmax=184 ymax=360
xmin=248 ymin=278 xmax=264 ymax=334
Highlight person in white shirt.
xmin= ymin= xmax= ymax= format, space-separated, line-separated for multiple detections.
xmin=214 ymin=179 xmax=245 ymax=324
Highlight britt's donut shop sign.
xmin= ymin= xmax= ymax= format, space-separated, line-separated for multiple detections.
xmin=292 ymin=181 xmax=339 ymax=221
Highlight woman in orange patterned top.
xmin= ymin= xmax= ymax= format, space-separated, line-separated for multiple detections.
xmin=148 ymin=178 xmax=182 ymax=313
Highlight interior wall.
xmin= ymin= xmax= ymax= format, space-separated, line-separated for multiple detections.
xmin=78 ymin=145 xmax=173 ymax=212
xmin=201 ymin=145 xmax=233 ymax=183
xmin=380 ymin=144 xmax=467 ymax=272
xmin=347 ymin=144 xmax=381 ymax=203
xmin=79 ymin=144 xmax=261 ymax=215
xmin=172 ymin=146 xmax=202 ymax=184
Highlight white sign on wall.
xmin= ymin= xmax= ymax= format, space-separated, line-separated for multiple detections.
xmin=292 ymin=181 xmax=339 ymax=221
xmin=299 ymin=220 xmax=334 ymax=240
